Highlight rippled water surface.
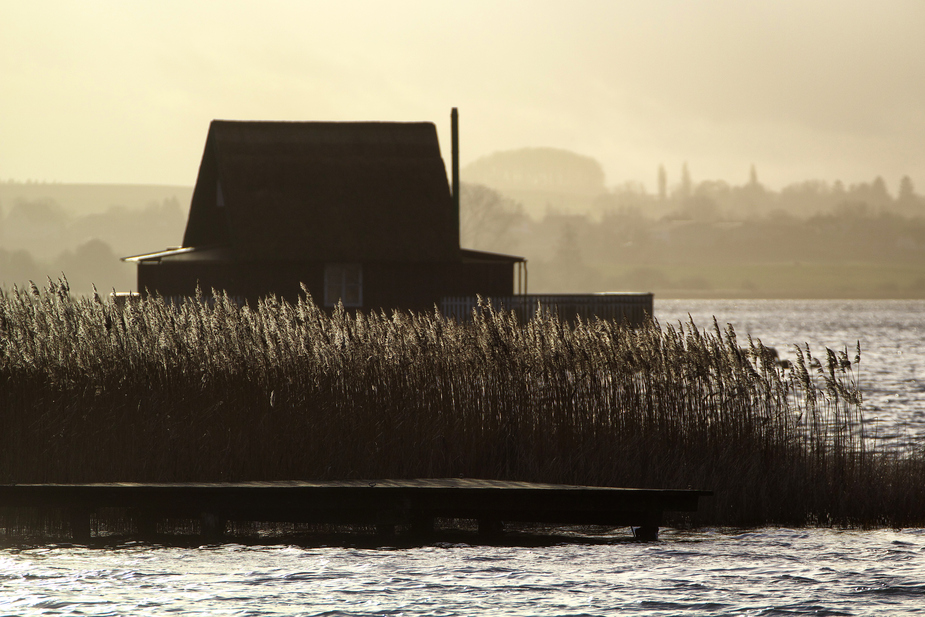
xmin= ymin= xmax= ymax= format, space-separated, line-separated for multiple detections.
xmin=2 ymin=529 xmax=925 ymax=616
xmin=657 ymin=299 xmax=925 ymax=448
xmin=3 ymin=300 xmax=924 ymax=615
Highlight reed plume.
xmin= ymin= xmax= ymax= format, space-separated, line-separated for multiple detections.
xmin=1 ymin=279 xmax=921 ymax=527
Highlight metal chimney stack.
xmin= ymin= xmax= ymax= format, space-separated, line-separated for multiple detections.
xmin=451 ymin=107 xmax=460 ymax=239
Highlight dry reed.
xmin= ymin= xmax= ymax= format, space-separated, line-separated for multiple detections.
xmin=1 ymin=278 xmax=922 ymax=528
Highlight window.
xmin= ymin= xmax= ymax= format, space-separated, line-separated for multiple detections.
xmin=324 ymin=263 xmax=363 ymax=307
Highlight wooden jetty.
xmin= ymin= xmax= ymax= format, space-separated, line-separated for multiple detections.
xmin=0 ymin=479 xmax=711 ymax=544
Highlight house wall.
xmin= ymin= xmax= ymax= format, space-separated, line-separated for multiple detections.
xmin=137 ymin=259 xmax=515 ymax=312
xmin=450 ymin=262 xmax=515 ymax=298
xmin=138 ymin=261 xmax=324 ymax=304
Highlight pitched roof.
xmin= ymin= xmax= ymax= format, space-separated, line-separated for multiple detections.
xmin=182 ymin=120 xmax=459 ymax=262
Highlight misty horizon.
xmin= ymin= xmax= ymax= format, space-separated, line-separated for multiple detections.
xmin=3 ymin=160 xmax=924 ymax=299
xmin=4 ymin=1 xmax=925 ymax=300
xmin=0 ymin=155 xmax=917 ymax=200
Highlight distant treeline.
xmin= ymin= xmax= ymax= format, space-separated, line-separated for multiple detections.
xmin=2 ymin=172 xmax=925 ymax=298
xmin=0 ymin=192 xmax=187 ymax=294
xmin=462 ymin=173 xmax=925 ymax=298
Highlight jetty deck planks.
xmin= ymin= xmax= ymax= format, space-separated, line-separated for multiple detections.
xmin=0 ymin=479 xmax=712 ymax=543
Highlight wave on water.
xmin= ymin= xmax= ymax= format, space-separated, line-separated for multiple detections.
xmin=1 ymin=528 xmax=924 ymax=616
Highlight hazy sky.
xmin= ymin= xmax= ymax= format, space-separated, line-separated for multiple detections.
xmin=2 ymin=0 xmax=923 ymax=193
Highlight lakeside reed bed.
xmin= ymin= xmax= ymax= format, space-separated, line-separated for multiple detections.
xmin=1 ymin=279 xmax=923 ymax=528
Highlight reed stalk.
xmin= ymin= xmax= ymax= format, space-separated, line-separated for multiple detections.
xmin=1 ymin=279 xmax=922 ymax=527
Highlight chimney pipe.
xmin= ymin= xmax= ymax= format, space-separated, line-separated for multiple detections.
xmin=451 ymin=107 xmax=460 ymax=239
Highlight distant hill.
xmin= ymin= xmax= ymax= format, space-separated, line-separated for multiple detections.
xmin=0 ymin=182 xmax=193 ymax=217
xmin=0 ymin=182 xmax=192 ymax=293
xmin=462 ymin=147 xmax=606 ymax=216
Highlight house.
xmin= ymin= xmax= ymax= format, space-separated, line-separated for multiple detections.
xmin=123 ymin=111 xmax=527 ymax=312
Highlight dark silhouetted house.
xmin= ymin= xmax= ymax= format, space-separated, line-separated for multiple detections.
xmin=124 ymin=116 xmax=526 ymax=312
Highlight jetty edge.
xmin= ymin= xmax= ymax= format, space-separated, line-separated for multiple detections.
xmin=0 ymin=479 xmax=712 ymax=544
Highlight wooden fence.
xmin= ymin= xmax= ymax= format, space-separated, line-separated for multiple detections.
xmin=440 ymin=293 xmax=653 ymax=326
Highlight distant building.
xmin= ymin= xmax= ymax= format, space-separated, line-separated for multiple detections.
xmin=124 ymin=115 xmax=526 ymax=311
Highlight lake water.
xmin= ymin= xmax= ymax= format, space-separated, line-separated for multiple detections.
xmin=657 ymin=299 xmax=925 ymax=450
xmin=3 ymin=300 xmax=924 ymax=616
xmin=3 ymin=529 xmax=925 ymax=616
